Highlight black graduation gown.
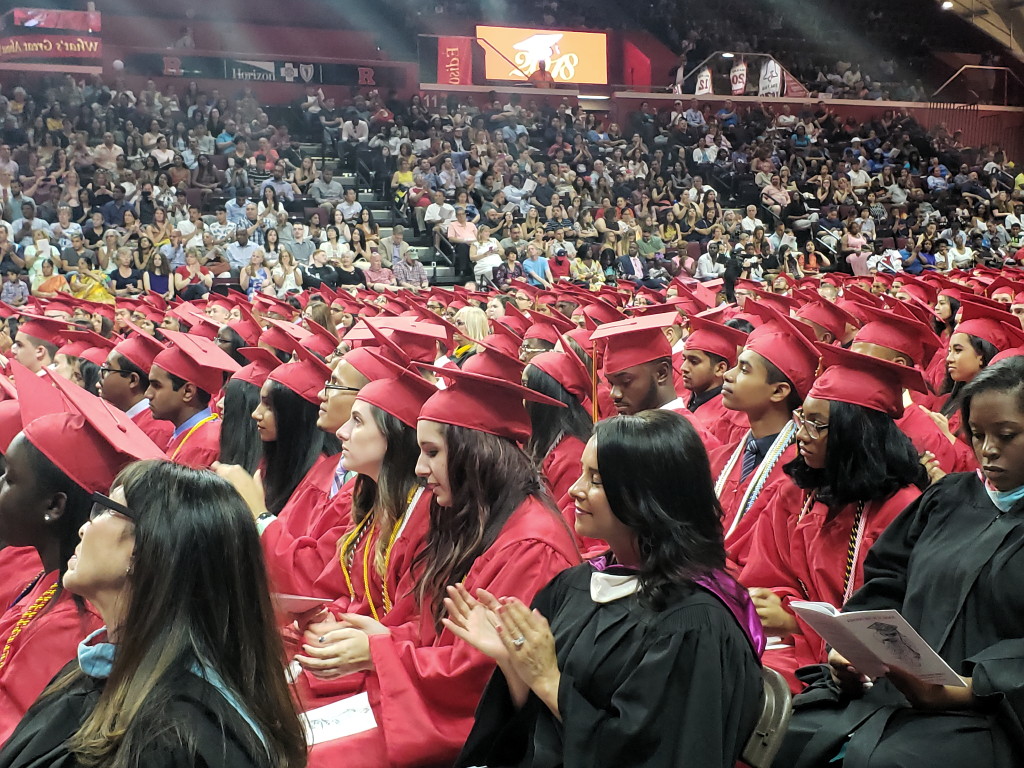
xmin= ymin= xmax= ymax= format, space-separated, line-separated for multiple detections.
xmin=456 ymin=563 xmax=762 ymax=768
xmin=0 ymin=664 xmax=273 ymax=768
xmin=776 ymin=472 xmax=1024 ymax=768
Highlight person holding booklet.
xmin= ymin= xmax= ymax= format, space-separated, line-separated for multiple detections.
xmin=776 ymin=356 xmax=1024 ymax=768
xmin=740 ymin=345 xmax=927 ymax=693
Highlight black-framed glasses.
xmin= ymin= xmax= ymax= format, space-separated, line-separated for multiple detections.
xmin=90 ymin=491 xmax=136 ymax=522
xmin=99 ymin=366 xmax=131 ymax=379
xmin=324 ymin=383 xmax=361 ymax=394
xmin=792 ymin=408 xmax=830 ymax=440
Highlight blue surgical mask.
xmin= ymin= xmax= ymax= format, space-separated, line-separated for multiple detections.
xmin=979 ymin=470 xmax=1024 ymax=512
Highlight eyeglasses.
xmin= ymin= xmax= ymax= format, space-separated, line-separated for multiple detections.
xmin=792 ymin=408 xmax=830 ymax=440
xmin=90 ymin=491 xmax=136 ymax=522
xmin=99 ymin=365 xmax=131 ymax=379
xmin=324 ymin=383 xmax=361 ymax=394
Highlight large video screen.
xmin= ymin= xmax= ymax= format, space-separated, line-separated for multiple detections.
xmin=475 ymin=25 xmax=608 ymax=85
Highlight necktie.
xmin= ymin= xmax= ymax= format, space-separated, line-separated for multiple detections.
xmin=328 ymin=457 xmax=347 ymax=498
xmin=740 ymin=438 xmax=759 ymax=482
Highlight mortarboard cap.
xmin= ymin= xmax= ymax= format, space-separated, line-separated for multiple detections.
xmin=356 ymin=353 xmax=440 ymax=428
xmin=684 ymin=315 xmax=748 ymax=366
xmin=809 ymin=343 xmax=927 ymax=418
xmin=267 ymin=345 xmax=331 ymax=405
xmin=743 ymin=328 xmax=821 ymax=400
xmin=152 ymin=329 xmax=241 ymax=395
xmin=590 ymin=314 xmax=675 ymax=375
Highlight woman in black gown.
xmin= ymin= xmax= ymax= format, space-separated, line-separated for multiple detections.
xmin=447 ymin=409 xmax=764 ymax=768
xmin=776 ymin=355 xmax=1024 ymax=768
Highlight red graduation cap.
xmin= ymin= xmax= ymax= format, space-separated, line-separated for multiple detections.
xmin=851 ymin=304 xmax=941 ymax=364
xmin=342 ymin=345 xmax=399 ymax=383
xmin=0 ymin=400 xmax=21 ymax=453
xmin=15 ymin=364 xmax=165 ymax=494
xmin=795 ymin=298 xmax=860 ymax=342
xmin=58 ymin=329 xmax=116 ymax=361
xmin=267 ymin=345 xmax=331 ymax=405
xmin=524 ymin=311 xmax=576 ymax=344
xmin=16 ymin=314 xmax=71 ymax=347
xmin=750 ymin=288 xmax=801 ymax=315
xmin=253 ymin=293 xmax=298 ymax=319
xmin=152 ymin=329 xmax=242 ymax=395
xmin=590 ymin=314 xmax=676 ymax=375
xmin=956 ymin=299 xmax=1024 ymax=351
xmin=528 ymin=349 xmax=593 ymax=408
xmin=418 ymin=365 xmax=565 ymax=443
xmin=684 ymin=315 xmax=748 ymax=366
xmin=112 ymin=323 xmax=167 ymax=372
xmin=356 ymin=352 xmax=440 ymax=428
xmin=744 ymin=327 xmax=821 ymax=400
xmin=483 ymin=323 xmax=523 ymax=358
xmin=461 ymin=338 xmax=526 ymax=382
xmin=228 ymin=303 xmax=263 ymax=346
xmin=580 ymin=296 xmax=627 ymax=329
xmin=809 ymin=343 xmax=927 ymax=418
xmin=232 ymin=347 xmax=283 ymax=388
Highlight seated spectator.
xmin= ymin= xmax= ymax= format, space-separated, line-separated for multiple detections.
xmin=31 ymin=258 xmax=70 ymax=298
xmin=363 ymin=248 xmax=396 ymax=292
xmin=173 ymin=248 xmax=212 ymax=300
xmin=0 ymin=267 xmax=27 ymax=306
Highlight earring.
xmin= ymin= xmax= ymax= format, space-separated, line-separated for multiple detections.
xmin=43 ymin=514 xmax=51 ymax=522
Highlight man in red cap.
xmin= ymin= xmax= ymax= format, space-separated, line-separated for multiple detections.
xmin=98 ymin=329 xmax=175 ymax=447
xmin=712 ymin=320 xmax=819 ymax=568
xmin=146 ymin=329 xmax=240 ymax=469
xmin=851 ymin=304 xmax=975 ymax=473
xmin=590 ymin=315 xmax=720 ymax=450
xmin=682 ymin=316 xmax=749 ymax=446
xmin=11 ymin=315 xmax=67 ymax=376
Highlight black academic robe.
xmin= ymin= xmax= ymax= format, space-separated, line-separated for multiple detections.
xmin=776 ymin=472 xmax=1024 ymax=768
xmin=456 ymin=564 xmax=762 ymax=768
xmin=0 ymin=665 xmax=273 ymax=768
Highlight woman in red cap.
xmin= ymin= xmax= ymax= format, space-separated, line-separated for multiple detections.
xmin=740 ymin=345 xmax=928 ymax=693
xmin=250 ymin=354 xmax=340 ymax=525
xmin=776 ymin=356 xmax=1024 ymax=768
xmin=291 ymin=367 xmax=579 ymax=768
xmin=0 ymin=367 xmax=164 ymax=742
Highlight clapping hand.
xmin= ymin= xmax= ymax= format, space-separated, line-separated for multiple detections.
xmin=442 ymin=583 xmax=509 ymax=663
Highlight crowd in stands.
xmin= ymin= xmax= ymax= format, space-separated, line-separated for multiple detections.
xmin=0 ymin=75 xmax=1020 ymax=305
xmin=2 ymin=72 xmax=1024 ymax=768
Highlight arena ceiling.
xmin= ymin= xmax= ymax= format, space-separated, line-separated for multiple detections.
xmin=946 ymin=0 xmax=1024 ymax=59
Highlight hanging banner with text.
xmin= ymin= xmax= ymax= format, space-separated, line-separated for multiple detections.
xmin=0 ymin=32 xmax=101 ymax=71
xmin=695 ymin=66 xmax=713 ymax=95
xmin=436 ymin=36 xmax=473 ymax=86
xmin=475 ymin=25 xmax=608 ymax=84
xmin=758 ymin=58 xmax=782 ymax=97
xmin=126 ymin=54 xmax=403 ymax=89
xmin=730 ymin=60 xmax=747 ymax=95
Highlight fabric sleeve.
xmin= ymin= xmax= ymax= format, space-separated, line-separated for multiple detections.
xmin=365 ymin=539 xmax=576 ymax=768
xmin=738 ymin=488 xmax=805 ymax=604
xmin=557 ymin=605 xmax=761 ymax=768
xmin=966 ymin=640 xmax=1024 ymax=726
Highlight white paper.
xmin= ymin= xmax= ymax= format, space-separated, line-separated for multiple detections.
xmin=791 ymin=602 xmax=966 ymax=686
xmin=301 ymin=691 xmax=378 ymax=745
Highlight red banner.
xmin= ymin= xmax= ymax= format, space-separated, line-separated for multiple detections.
xmin=437 ymin=36 xmax=472 ymax=86
xmin=12 ymin=9 xmax=102 ymax=32
xmin=0 ymin=34 xmax=101 ymax=60
xmin=784 ymin=69 xmax=808 ymax=98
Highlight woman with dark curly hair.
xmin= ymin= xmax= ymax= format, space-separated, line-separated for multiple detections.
xmin=450 ymin=409 xmax=764 ymax=768
xmin=741 ymin=345 xmax=927 ymax=692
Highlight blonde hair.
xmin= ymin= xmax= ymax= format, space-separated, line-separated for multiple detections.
xmin=454 ymin=306 xmax=488 ymax=352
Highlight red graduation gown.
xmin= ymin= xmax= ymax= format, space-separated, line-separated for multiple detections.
xmin=262 ymin=455 xmax=352 ymax=597
xmin=0 ymin=547 xmax=42 ymax=612
xmin=739 ymin=485 xmax=921 ymax=693
xmin=662 ymin=402 xmax=722 ymax=452
xmin=165 ymin=417 xmax=222 ymax=470
xmin=130 ymin=405 xmax=174 ymax=448
xmin=692 ymin=392 xmax=749 ymax=447
xmin=541 ymin=434 xmax=604 ymax=557
xmin=709 ymin=434 xmax=798 ymax=571
xmin=897 ymin=403 xmax=976 ymax=473
xmin=298 ymin=496 xmax=580 ymax=768
xmin=305 ymin=485 xmax=433 ymax=624
xmin=0 ymin=573 xmax=102 ymax=743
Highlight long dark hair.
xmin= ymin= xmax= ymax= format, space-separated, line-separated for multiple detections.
xmin=414 ymin=425 xmax=552 ymax=628
xmin=55 ymin=460 xmax=307 ymax=768
xmin=217 ymin=325 xmax=249 ymax=366
xmin=594 ymin=411 xmax=726 ymax=611
xmin=261 ymin=382 xmax=340 ymax=514
xmin=961 ymin=356 xmax=1024 ymax=432
xmin=941 ymin=333 xmax=998 ymax=417
xmin=933 ymin=294 xmax=960 ymax=336
xmin=348 ymin=405 xmax=421 ymax=577
xmin=784 ymin=400 xmax=926 ymax=514
xmin=524 ymin=364 xmax=593 ymax=461
xmin=218 ymin=379 xmax=262 ymax=474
